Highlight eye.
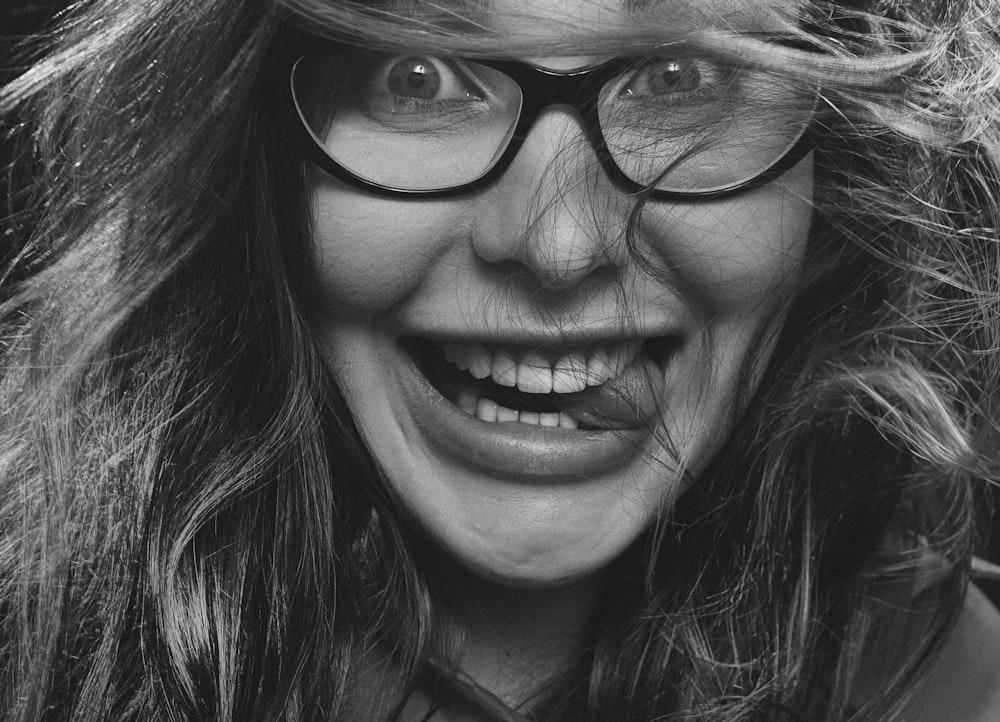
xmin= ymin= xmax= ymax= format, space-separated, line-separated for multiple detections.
xmin=619 ymin=57 xmax=725 ymax=100
xmin=374 ymin=55 xmax=484 ymax=102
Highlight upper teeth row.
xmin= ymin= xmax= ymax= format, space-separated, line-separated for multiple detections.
xmin=442 ymin=341 xmax=642 ymax=394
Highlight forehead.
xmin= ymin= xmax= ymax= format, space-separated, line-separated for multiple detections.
xmin=481 ymin=0 xmax=800 ymax=32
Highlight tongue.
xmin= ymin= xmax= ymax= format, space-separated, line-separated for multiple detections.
xmin=559 ymin=353 xmax=664 ymax=430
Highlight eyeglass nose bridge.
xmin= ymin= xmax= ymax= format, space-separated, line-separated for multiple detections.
xmin=504 ymin=62 xmax=610 ymax=106
xmin=473 ymin=59 xmax=642 ymax=196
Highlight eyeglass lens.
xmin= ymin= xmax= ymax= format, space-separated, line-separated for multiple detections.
xmin=291 ymin=47 xmax=814 ymax=194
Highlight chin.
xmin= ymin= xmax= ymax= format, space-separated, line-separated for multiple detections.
xmin=433 ymin=523 xmax=639 ymax=589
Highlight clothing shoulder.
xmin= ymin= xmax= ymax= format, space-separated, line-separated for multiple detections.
xmin=899 ymin=584 xmax=1000 ymax=721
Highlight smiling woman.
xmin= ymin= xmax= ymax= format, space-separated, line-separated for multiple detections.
xmin=2 ymin=0 xmax=1000 ymax=721
xmin=303 ymin=32 xmax=814 ymax=587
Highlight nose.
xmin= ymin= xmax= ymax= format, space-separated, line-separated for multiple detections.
xmin=471 ymin=108 xmax=628 ymax=292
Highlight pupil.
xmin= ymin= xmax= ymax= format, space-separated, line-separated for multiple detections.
xmin=651 ymin=61 xmax=699 ymax=94
xmin=387 ymin=58 xmax=441 ymax=99
xmin=408 ymin=69 xmax=426 ymax=88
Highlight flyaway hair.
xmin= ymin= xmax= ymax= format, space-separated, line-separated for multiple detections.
xmin=1 ymin=0 xmax=1000 ymax=720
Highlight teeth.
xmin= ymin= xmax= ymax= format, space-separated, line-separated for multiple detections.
xmin=496 ymin=405 xmax=519 ymax=423
xmin=458 ymin=391 xmax=581 ymax=428
xmin=491 ymin=348 xmax=518 ymax=388
xmin=442 ymin=340 xmax=642 ymax=394
xmin=519 ymin=411 xmax=540 ymax=425
xmin=475 ymin=396 xmax=498 ymax=422
xmin=559 ymin=414 xmax=578 ymax=429
xmin=457 ymin=389 xmax=477 ymax=415
xmin=586 ymin=348 xmax=614 ymax=386
xmin=440 ymin=339 xmax=649 ymax=428
xmin=516 ymin=353 xmax=553 ymax=394
xmin=468 ymin=343 xmax=492 ymax=380
xmin=552 ymin=353 xmax=589 ymax=393
xmin=611 ymin=344 xmax=632 ymax=377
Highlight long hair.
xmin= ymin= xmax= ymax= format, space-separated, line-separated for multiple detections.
xmin=1 ymin=0 xmax=999 ymax=720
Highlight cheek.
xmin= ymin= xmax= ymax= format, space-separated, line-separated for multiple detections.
xmin=642 ymin=159 xmax=814 ymax=313
xmin=307 ymin=175 xmax=469 ymax=314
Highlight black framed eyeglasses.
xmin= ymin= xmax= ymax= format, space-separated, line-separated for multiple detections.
xmin=288 ymin=43 xmax=817 ymax=200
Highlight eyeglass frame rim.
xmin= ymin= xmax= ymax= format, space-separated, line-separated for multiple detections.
xmin=284 ymin=41 xmax=819 ymax=201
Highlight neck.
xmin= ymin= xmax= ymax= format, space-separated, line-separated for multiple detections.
xmin=450 ymin=569 xmax=608 ymax=709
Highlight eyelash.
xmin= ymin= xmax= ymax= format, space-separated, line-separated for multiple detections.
xmin=616 ymin=57 xmax=730 ymax=103
xmin=368 ymin=55 xmax=485 ymax=106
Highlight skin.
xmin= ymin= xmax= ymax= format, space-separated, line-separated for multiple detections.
xmin=305 ymin=0 xmax=812 ymax=705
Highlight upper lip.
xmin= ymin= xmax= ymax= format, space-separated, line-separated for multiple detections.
xmin=396 ymin=328 xmax=683 ymax=348
xmin=398 ymin=332 xmax=684 ymax=373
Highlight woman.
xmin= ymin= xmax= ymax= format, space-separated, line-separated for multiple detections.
xmin=1 ymin=0 xmax=999 ymax=719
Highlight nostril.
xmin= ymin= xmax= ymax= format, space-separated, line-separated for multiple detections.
xmin=475 ymin=243 xmax=607 ymax=295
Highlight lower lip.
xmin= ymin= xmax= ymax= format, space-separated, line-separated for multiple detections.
xmin=396 ymin=344 xmax=661 ymax=481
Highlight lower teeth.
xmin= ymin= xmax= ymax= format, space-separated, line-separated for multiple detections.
xmin=456 ymin=390 xmax=579 ymax=429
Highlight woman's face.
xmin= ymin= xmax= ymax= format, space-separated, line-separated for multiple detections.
xmin=305 ymin=0 xmax=812 ymax=587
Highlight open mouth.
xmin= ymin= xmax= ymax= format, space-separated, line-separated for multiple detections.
xmin=402 ymin=336 xmax=681 ymax=431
